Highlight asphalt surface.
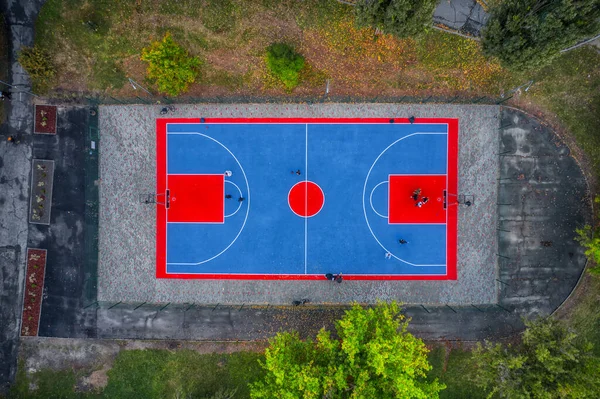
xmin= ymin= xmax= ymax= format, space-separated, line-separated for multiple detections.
xmin=496 ymin=108 xmax=589 ymax=315
xmin=28 ymin=107 xmax=93 ymax=338
xmin=0 ymin=0 xmax=46 ymax=392
xmin=433 ymin=0 xmax=489 ymax=36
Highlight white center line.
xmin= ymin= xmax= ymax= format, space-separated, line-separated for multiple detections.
xmin=304 ymin=124 xmax=308 ymax=274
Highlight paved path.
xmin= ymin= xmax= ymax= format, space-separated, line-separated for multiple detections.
xmin=0 ymin=0 xmax=45 ymax=391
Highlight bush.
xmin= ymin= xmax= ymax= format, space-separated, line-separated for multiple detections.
xmin=265 ymin=43 xmax=305 ymax=90
xmin=355 ymin=0 xmax=437 ymax=38
xmin=18 ymin=46 xmax=55 ymax=93
xmin=576 ymin=196 xmax=600 ymax=275
xmin=141 ymin=33 xmax=201 ymax=96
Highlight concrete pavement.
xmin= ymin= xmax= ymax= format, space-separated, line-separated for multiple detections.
xmin=0 ymin=0 xmax=45 ymax=391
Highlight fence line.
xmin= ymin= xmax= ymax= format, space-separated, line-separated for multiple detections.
xmin=83 ymin=94 xmax=508 ymax=107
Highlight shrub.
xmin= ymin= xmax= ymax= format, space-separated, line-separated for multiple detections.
xmin=265 ymin=43 xmax=305 ymax=90
xmin=576 ymin=195 xmax=600 ymax=275
xmin=141 ymin=33 xmax=201 ymax=96
xmin=18 ymin=46 xmax=55 ymax=93
xmin=355 ymin=0 xmax=438 ymax=38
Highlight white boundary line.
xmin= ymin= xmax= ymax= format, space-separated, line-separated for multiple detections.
xmin=162 ymin=123 xmax=450 ymax=275
xmin=167 ymin=173 xmax=226 ymax=224
xmin=362 ymin=132 xmax=447 ymax=267
xmin=369 ymin=180 xmax=389 ymax=218
xmin=446 ymin=131 xmax=449 ymax=264
xmin=304 ymin=124 xmax=308 ymax=274
xmin=387 ymin=173 xmax=446 ymax=225
xmin=165 ymin=130 xmax=250 ymax=267
xmin=190 ymin=122 xmax=451 ymax=125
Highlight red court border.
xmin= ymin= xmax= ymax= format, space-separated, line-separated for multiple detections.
xmin=156 ymin=118 xmax=458 ymax=280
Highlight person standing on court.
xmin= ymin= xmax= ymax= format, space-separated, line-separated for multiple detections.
xmin=411 ymin=188 xmax=421 ymax=201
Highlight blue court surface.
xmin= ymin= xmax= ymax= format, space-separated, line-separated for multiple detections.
xmin=156 ymin=118 xmax=458 ymax=280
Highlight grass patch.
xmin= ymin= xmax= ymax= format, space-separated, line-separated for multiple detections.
xmin=416 ymin=30 xmax=515 ymax=93
xmin=200 ymin=0 xmax=238 ymax=33
xmin=201 ymin=68 xmax=247 ymax=89
xmin=427 ymin=346 xmax=487 ymax=399
xmin=526 ymin=47 xmax=600 ymax=169
xmin=105 ymin=349 xmax=265 ymax=398
xmin=9 ymin=362 xmax=99 ymax=399
xmin=569 ymin=278 xmax=600 ymax=356
xmin=9 ymin=349 xmax=264 ymax=398
xmin=294 ymin=0 xmax=352 ymax=30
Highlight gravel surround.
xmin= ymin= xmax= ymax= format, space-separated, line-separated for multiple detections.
xmin=98 ymin=104 xmax=500 ymax=305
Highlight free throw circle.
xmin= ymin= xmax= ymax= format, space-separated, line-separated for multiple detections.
xmin=288 ymin=181 xmax=324 ymax=218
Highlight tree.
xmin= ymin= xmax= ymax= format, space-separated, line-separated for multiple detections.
xmin=250 ymin=302 xmax=445 ymax=399
xmin=576 ymin=196 xmax=600 ymax=275
xmin=481 ymin=0 xmax=600 ymax=70
xmin=18 ymin=46 xmax=56 ymax=94
xmin=472 ymin=318 xmax=600 ymax=398
xmin=140 ymin=33 xmax=201 ymax=96
xmin=355 ymin=0 xmax=438 ymax=38
xmin=265 ymin=43 xmax=305 ymax=91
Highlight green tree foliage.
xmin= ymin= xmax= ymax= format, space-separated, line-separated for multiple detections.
xmin=473 ymin=318 xmax=600 ymax=398
xmin=251 ymin=302 xmax=445 ymax=398
xmin=576 ymin=196 xmax=600 ymax=275
xmin=265 ymin=43 xmax=305 ymax=90
xmin=355 ymin=0 xmax=437 ymax=38
xmin=140 ymin=33 xmax=201 ymax=96
xmin=18 ymin=46 xmax=56 ymax=94
xmin=482 ymin=0 xmax=600 ymax=70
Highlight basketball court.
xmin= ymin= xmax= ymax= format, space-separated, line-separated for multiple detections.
xmin=156 ymin=118 xmax=458 ymax=280
xmin=97 ymin=104 xmax=499 ymax=305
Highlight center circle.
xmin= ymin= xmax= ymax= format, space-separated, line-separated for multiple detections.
xmin=288 ymin=181 xmax=324 ymax=218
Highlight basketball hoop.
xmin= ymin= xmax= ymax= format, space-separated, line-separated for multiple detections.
xmin=139 ymin=190 xmax=170 ymax=208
